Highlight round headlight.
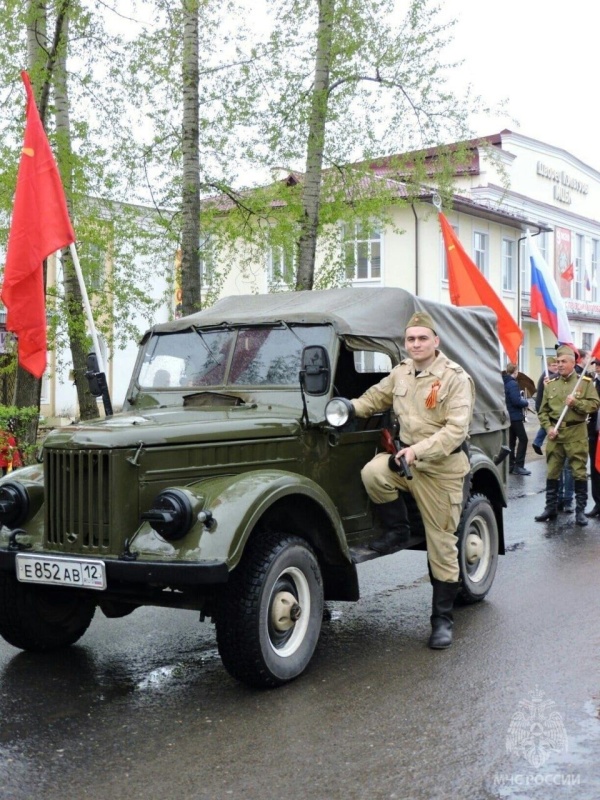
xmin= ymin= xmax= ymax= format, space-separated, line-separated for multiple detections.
xmin=0 ymin=482 xmax=30 ymax=529
xmin=141 ymin=489 xmax=194 ymax=542
xmin=325 ymin=397 xmax=355 ymax=428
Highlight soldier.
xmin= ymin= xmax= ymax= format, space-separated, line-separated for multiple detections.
xmin=535 ymin=345 xmax=600 ymax=526
xmin=351 ymin=311 xmax=475 ymax=650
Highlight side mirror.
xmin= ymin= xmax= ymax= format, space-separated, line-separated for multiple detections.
xmin=300 ymin=345 xmax=330 ymax=396
xmin=85 ymin=352 xmax=106 ymax=397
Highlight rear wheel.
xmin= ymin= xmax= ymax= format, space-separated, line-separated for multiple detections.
xmin=0 ymin=573 xmax=96 ymax=651
xmin=216 ymin=532 xmax=324 ymax=688
xmin=456 ymin=494 xmax=499 ymax=604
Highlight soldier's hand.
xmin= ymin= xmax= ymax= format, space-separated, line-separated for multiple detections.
xmin=397 ymin=446 xmax=416 ymax=466
xmin=548 ymin=428 xmax=558 ymax=440
xmin=565 ymin=394 xmax=575 ymax=407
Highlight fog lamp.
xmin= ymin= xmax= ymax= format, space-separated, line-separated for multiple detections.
xmin=325 ymin=397 xmax=355 ymax=428
xmin=0 ymin=482 xmax=30 ymax=529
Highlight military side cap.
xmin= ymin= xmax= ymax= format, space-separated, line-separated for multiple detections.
xmin=556 ymin=344 xmax=576 ymax=358
xmin=406 ymin=311 xmax=436 ymax=333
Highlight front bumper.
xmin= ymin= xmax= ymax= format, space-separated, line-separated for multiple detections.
xmin=0 ymin=548 xmax=229 ymax=588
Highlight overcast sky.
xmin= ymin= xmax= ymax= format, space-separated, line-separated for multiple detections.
xmin=441 ymin=0 xmax=598 ymax=170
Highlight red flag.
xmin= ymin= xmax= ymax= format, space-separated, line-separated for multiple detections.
xmin=1 ymin=71 xmax=75 ymax=379
xmin=560 ymin=263 xmax=574 ymax=281
xmin=590 ymin=338 xmax=600 ymax=362
xmin=439 ymin=212 xmax=523 ymax=363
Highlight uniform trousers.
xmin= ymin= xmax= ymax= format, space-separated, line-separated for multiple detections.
xmin=545 ymin=424 xmax=588 ymax=480
xmin=361 ymin=452 xmax=467 ymax=582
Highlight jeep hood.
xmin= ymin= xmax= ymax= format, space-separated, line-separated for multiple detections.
xmin=43 ymin=405 xmax=301 ymax=449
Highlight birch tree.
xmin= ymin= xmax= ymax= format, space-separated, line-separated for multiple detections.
xmin=0 ymin=0 xmax=166 ymax=426
xmin=241 ymin=0 xmax=491 ymax=290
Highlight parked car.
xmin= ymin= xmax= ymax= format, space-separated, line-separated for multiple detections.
xmin=0 ymin=288 xmax=509 ymax=688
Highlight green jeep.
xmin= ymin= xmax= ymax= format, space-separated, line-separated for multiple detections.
xmin=0 ymin=288 xmax=509 ymax=688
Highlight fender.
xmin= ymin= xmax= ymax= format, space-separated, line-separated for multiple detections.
xmin=468 ymin=445 xmax=507 ymax=553
xmin=131 ymin=469 xmax=353 ymax=571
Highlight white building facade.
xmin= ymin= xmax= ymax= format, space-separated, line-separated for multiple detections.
xmin=14 ymin=129 xmax=600 ymax=419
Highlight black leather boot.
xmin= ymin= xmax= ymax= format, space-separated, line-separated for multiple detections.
xmin=575 ymin=480 xmax=589 ymax=526
xmin=428 ymin=579 xmax=460 ymax=649
xmin=369 ymin=495 xmax=410 ymax=553
xmin=535 ymin=479 xmax=559 ymax=521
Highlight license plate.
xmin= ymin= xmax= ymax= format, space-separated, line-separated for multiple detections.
xmin=16 ymin=554 xmax=107 ymax=591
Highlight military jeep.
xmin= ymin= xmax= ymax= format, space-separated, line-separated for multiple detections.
xmin=0 ymin=288 xmax=509 ymax=688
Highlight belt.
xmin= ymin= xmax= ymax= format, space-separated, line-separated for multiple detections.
xmin=400 ymin=440 xmax=466 ymax=455
xmin=549 ymin=418 xmax=585 ymax=427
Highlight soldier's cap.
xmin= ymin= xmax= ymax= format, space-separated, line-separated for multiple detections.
xmin=405 ymin=311 xmax=436 ymax=334
xmin=556 ymin=344 xmax=577 ymax=359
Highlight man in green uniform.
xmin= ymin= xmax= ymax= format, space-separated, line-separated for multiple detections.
xmin=536 ymin=344 xmax=600 ymax=526
xmin=351 ymin=311 xmax=475 ymax=649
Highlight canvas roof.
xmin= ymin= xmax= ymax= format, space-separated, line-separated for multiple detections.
xmin=146 ymin=288 xmax=508 ymax=434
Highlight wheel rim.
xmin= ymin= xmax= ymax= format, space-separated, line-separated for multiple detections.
xmin=267 ymin=567 xmax=311 ymax=658
xmin=464 ymin=513 xmax=492 ymax=584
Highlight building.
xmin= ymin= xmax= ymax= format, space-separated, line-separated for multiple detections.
xmin=3 ymin=129 xmax=598 ymax=418
xmin=215 ymin=129 xmax=600 ymax=379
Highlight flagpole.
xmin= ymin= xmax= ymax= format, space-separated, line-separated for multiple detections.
xmin=68 ymin=243 xmax=105 ymax=373
xmin=537 ymin=314 xmax=549 ymax=379
xmin=68 ymin=243 xmax=113 ymax=416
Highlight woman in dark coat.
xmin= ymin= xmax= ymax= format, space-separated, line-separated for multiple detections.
xmin=502 ymin=363 xmax=531 ymax=475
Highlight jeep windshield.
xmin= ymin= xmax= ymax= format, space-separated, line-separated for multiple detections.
xmin=137 ymin=325 xmax=333 ymax=389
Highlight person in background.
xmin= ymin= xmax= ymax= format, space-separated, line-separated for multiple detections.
xmin=535 ymin=345 xmax=600 ymax=526
xmin=533 ymin=356 xmax=574 ymax=510
xmin=502 ymin=363 xmax=531 ymax=475
xmin=0 ymin=421 xmax=23 ymax=476
xmin=585 ymin=358 xmax=600 ymax=517
xmin=532 ymin=357 xmax=558 ymax=455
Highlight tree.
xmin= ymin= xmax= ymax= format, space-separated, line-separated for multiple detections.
xmin=0 ymin=0 xmax=167 ymax=426
xmin=218 ymin=0 xmax=492 ymax=291
xmin=180 ymin=0 xmax=201 ymax=316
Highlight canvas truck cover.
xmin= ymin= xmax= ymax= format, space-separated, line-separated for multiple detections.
xmin=146 ymin=288 xmax=509 ymax=436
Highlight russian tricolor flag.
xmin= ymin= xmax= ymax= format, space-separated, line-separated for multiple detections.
xmin=527 ymin=230 xmax=572 ymax=344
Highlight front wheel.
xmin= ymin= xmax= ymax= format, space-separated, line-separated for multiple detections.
xmin=456 ymin=494 xmax=499 ymax=604
xmin=215 ymin=533 xmax=324 ymax=688
xmin=0 ymin=573 xmax=96 ymax=651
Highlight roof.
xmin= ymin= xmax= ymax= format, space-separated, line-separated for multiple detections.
xmin=147 ymin=288 xmax=508 ymax=434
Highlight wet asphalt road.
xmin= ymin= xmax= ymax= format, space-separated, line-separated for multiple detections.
xmin=1 ymin=455 xmax=599 ymax=800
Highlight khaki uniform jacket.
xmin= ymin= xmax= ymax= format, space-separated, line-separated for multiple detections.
xmin=351 ymin=350 xmax=475 ymax=463
xmin=538 ymin=371 xmax=600 ymax=432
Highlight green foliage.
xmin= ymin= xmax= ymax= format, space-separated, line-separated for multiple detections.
xmin=0 ymin=405 xmax=39 ymax=464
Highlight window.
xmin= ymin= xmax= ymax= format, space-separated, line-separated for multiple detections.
xmin=502 ymin=238 xmax=516 ymax=292
xmin=574 ymin=233 xmax=584 ymax=300
xmin=199 ymin=237 xmax=215 ymax=286
xmin=592 ymin=239 xmax=600 ymax=302
xmin=342 ymin=223 xmax=382 ymax=281
xmin=268 ymin=245 xmax=295 ymax=285
xmin=353 ymin=351 xmax=392 ymax=373
xmin=440 ymin=222 xmax=458 ymax=282
xmin=473 ymin=231 xmax=489 ymax=277
xmin=79 ymin=242 xmax=106 ymax=292
xmin=582 ymin=332 xmax=593 ymax=353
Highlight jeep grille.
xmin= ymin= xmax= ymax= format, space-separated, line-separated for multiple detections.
xmin=45 ymin=449 xmax=111 ymax=551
